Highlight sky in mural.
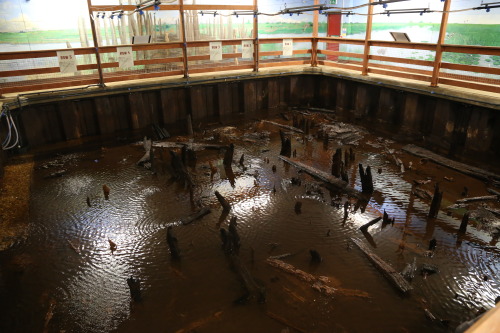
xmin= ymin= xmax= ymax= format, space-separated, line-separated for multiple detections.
xmin=0 ymin=0 xmax=499 ymax=32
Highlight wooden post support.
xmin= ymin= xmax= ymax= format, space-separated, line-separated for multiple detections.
xmin=253 ymin=0 xmax=259 ymax=72
xmin=361 ymin=0 xmax=374 ymax=76
xmin=311 ymin=0 xmax=319 ymax=67
xmin=428 ymin=183 xmax=443 ymax=218
xmin=459 ymin=212 xmax=469 ymax=234
xmin=86 ymin=0 xmax=106 ymax=87
xmin=430 ymin=0 xmax=451 ymax=87
xmin=358 ymin=164 xmax=374 ymax=194
xmin=179 ymin=0 xmax=190 ymax=78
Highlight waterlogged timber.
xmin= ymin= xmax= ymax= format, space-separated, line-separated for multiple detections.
xmin=0 ymin=109 xmax=499 ymax=333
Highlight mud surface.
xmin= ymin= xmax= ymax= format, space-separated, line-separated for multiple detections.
xmin=0 ymin=110 xmax=499 ymax=333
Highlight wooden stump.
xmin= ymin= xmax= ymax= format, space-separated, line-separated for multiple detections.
xmin=332 ymin=148 xmax=342 ymax=178
xmin=358 ymin=164 xmax=374 ymax=194
xmin=428 ymin=184 xmax=443 ymax=218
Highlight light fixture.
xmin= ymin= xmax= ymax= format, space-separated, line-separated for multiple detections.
xmin=382 ymin=8 xmax=432 ymax=15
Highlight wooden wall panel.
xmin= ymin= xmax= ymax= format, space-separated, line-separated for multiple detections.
xmin=58 ymin=100 xmax=82 ymax=140
xmin=94 ymin=96 xmax=117 ymax=135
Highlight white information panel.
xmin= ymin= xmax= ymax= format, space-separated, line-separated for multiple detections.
xmin=118 ymin=46 xmax=134 ymax=68
xmin=57 ymin=50 xmax=77 ymax=73
xmin=283 ymin=39 xmax=293 ymax=57
xmin=209 ymin=41 xmax=222 ymax=61
xmin=242 ymin=40 xmax=254 ymax=59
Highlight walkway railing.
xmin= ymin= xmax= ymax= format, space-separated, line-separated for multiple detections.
xmin=1 ymin=37 xmax=499 ymax=95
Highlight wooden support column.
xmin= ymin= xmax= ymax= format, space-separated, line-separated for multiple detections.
xmin=361 ymin=0 xmax=374 ymax=76
xmin=311 ymin=0 xmax=319 ymax=67
xmin=253 ymin=0 xmax=259 ymax=72
xmin=179 ymin=0 xmax=189 ymax=78
xmin=431 ymin=0 xmax=451 ymax=87
xmin=86 ymin=0 xmax=105 ymax=87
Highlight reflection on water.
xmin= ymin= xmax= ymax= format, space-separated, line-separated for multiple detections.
xmin=0 ymin=113 xmax=499 ymax=333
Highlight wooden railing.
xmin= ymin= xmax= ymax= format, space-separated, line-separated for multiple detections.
xmin=1 ymin=37 xmax=499 ymax=95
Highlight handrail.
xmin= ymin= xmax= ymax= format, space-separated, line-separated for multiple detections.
xmin=1 ymin=36 xmax=499 ymax=95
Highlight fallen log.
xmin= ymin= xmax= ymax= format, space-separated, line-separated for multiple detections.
xmin=351 ymin=238 xmax=413 ymax=294
xmin=261 ymin=120 xmax=304 ymax=134
xmin=266 ymin=258 xmax=370 ymax=299
xmin=175 ymin=311 xmax=223 ymax=333
xmin=229 ymin=254 xmax=266 ymax=304
xmin=456 ymin=195 xmax=499 ymax=204
xmin=359 ymin=217 xmax=382 ymax=231
xmin=267 ymin=311 xmax=308 ymax=333
xmin=150 ymin=141 xmax=226 ymax=151
xmin=181 ymin=207 xmax=212 ymax=225
xmin=215 ymin=191 xmax=231 ymax=212
xmin=403 ymin=144 xmax=500 ymax=182
xmin=279 ymin=156 xmax=363 ymax=199
xmin=306 ymin=107 xmax=336 ymax=115
xmin=487 ymin=188 xmax=500 ymax=196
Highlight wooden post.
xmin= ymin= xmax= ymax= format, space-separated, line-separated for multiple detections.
xmin=430 ymin=0 xmax=451 ymax=87
xmin=361 ymin=0 xmax=374 ymax=76
xmin=312 ymin=0 xmax=318 ymax=67
xmin=179 ymin=0 xmax=189 ymax=78
xmin=86 ymin=0 xmax=106 ymax=87
xmin=253 ymin=0 xmax=259 ymax=72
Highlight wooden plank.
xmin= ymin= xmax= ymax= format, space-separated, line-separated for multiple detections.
xmin=128 ymin=92 xmax=147 ymax=130
xmin=402 ymin=144 xmax=500 ymax=181
xmin=0 ymin=47 xmax=96 ymax=60
xmin=351 ymin=238 xmax=413 ymax=294
xmin=317 ymin=37 xmax=365 ymax=46
xmin=108 ymin=95 xmax=130 ymax=131
xmin=58 ymin=100 xmax=82 ymax=140
xmin=267 ymin=78 xmax=280 ymax=109
xmin=217 ymin=84 xmax=232 ymax=117
xmin=259 ymin=50 xmax=311 ymax=57
xmin=441 ymin=44 xmax=500 ymax=57
xmin=367 ymin=68 xmax=431 ymax=82
xmin=369 ymin=40 xmax=436 ymax=51
xmin=187 ymin=65 xmax=253 ymax=74
xmin=98 ymin=43 xmax=183 ymax=53
xmin=317 ymin=50 xmax=363 ymax=58
xmin=0 ymin=77 xmax=101 ymax=94
xmin=259 ymin=60 xmax=311 ymax=68
xmin=94 ymin=96 xmax=117 ymax=135
xmin=438 ymin=78 xmax=500 ymax=94
xmin=440 ymin=62 xmax=500 ymax=76
xmin=259 ymin=37 xmax=312 ymax=44
xmin=77 ymin=99 xmax=98 ymax=137
xmin=318 ymin=61 xmax=362 ymax=72
xmin=243 ymin=81 xmax=257 ymax=115
xmin=369 ymin=55 xmax=434 ymax=67
xmin=369 ymin=63 xmax=433 ymax=76
xmin=190 ymin=86 xmax=207 ymax=121
xmin=103 ymin=70 xmax=183 ymax=83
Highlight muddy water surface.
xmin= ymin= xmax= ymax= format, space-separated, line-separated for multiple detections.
xmin=0 ymin=111 xmax=499 ymax=333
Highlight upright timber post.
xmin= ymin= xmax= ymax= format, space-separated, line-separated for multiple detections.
xmin=87 ymin=0 xmax=106 ymax=87
xmin=361 ymin=0 xmax=374 ymax=76
xmin=431 ymin=0 xmax=451 ymax=87
xmin=311 ymin=0 xmax=319 ymax=67
xmin=179 ymin=0 xmax=189 ymax=78
xmin=253 ymin=0 xmax=259 ymax=72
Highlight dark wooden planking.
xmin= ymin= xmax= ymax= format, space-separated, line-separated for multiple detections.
xmin=58 ymin=100 xmax=82 ymax=140
xmin=94 ymin=96 xmax=117 ymax=135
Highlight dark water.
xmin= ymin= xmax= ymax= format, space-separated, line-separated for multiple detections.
xmin=0 ymin=114 xmax=499 ymax=333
